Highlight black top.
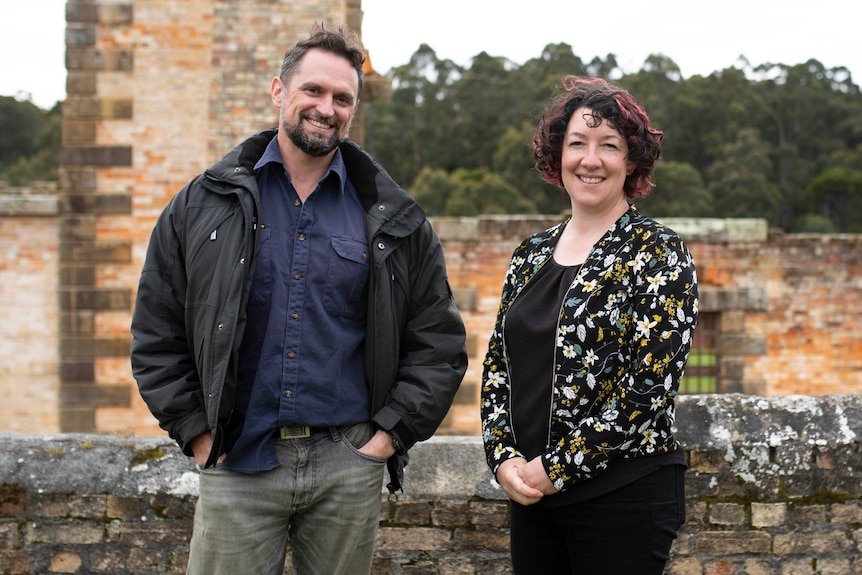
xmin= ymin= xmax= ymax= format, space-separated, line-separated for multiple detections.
xmin=505 ymin=258 xmax=685 ymax=507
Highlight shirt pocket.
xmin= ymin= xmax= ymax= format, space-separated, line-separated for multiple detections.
xmin=323 ymin=236 xmax=370 ymax=320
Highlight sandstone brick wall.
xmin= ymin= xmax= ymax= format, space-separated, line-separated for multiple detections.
xmin=0 ymin=193 xmax=60 ymax=433
xmin=1 ymin=395 xmax=860 ymax=574
xmin=58 ymin=0 xmax=358 ymax=435
xmin=4 ymin=203 xmax=862 ymax=437
xmin=4 ymin=0 xmax=862 ymax=439
xmin=437 ymin=216 xmax=862 ymax=436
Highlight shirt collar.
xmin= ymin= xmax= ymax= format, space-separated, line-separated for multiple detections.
xmin=254 ymin=134 xmax=347 ymax=193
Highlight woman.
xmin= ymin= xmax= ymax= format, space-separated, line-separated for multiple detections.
xmin=481 ymin=76 xmax=698 ymax=574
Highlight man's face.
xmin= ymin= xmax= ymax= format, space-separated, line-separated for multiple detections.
xmin=272 ymin=48 xmax=359 ymax=157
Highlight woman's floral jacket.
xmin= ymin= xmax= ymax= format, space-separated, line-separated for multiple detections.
xmin=481 ymin=206 xmax=699 ymax=492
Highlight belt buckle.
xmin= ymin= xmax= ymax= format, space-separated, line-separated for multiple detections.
xmin=278 ymin=425 xmax=311 ymax=440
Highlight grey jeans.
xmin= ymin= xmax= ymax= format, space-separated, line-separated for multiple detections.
xmin=186 ymin=422 xmax=387 ymax=575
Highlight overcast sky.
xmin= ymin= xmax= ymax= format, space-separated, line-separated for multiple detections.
xmin=3 ymin=0 xmax=859 ymax=110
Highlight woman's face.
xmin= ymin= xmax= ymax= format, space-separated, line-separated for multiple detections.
xmin=560 ymin=107 xmax=634 ymax=213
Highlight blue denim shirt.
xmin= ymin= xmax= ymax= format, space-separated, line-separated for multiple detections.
xmin=224 ymin=136 xmax=370 ymax=473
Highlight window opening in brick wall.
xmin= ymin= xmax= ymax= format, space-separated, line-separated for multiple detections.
xmin=679 ymin=312 xmax=718 ymax=393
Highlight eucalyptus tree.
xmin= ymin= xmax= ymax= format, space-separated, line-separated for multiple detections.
xmin=635 ymin=161 xmax=714 ymax=218
xmin=752 ymin=59 xmax=862 ymax=228
xmin=364 ymin=44 xmax=464 ymax=187
xmin=706 ymin=128 xmax=781 ymax=221
xmin=803 ymin=166 xmax=862 ymax=232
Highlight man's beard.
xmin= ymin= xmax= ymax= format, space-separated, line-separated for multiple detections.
xmin=283 ymin=112 xmax=345 ymax=157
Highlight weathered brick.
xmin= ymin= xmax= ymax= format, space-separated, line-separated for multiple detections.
xmin=789 ymin=505 xmax=828 ymax=525
xmin=693 ymin=531 xmax=772 ymax=554
xmin=393 ymin=501 xmax=432 ymax=525
xmin=375 ymin=527 xmax=451 ymax=552
xmin=146 ymin=494 xmax=196 ymax=520
xmin=430 ymin=501 xmax=470 ymax=527
xmin=0 ymin=549 xmax=35 ymax=575
xmin=128 ymin=547 xmax=167 ymax=572
xmin=451 ymin=528 xmax=509 ymax=553
xmin=89 ymin=548 xmax=128 ymax=573
xmin=0 ymin=522 xmax=20 ymax=550
xmin=59 ymin=383 xmax=130 ymax=407
xmin=467 ymin=500 xmax=508 ymax=528
xmin=26 ymin=520 xmax=105 ymax=545
xmin=741 ymin=558 xmax=774 ymax=575
xmin=49 ymin=551 xmax=83 ymax=573
xmin=0 ymin=486 xmax=27 ymax=517
xmin=773 ymin=530 xmax=850 ymax=554
xmin=751 ymin=502 xmax=786 ymax=528
xmin=62 ymin=145 xmax=133 ymax=167
xmin=687 ymin=450 xmax=725 ymax=473
xmin=666 ymin=556 xmax=702 ymax=575
xmin=684 ymin=500 xmax=708 ymax=528
xmin=107 ymin=496 xmax=142 ymax=521
xmin=811 ymin=559 xmax=853 ymax=575
xmin=831 ymin=502 xmax=862 ymax=524
xmin=118 ymin=520 xmax=192 ymax=547
xmin=709 ymin=502 xmax=746 ymax=526
xmin=31 ymin=493 xmax=106 ymax=519
xmin=699 ymin=558 xmax=735 ymax=575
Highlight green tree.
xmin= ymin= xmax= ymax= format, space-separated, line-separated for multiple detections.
xmin=449 ymin=52 xmax=518 ymax=170
xmin=707 ymin=128 xmax=781 ymax=220
xmin=364 ymin=44 xmax=464 ymax=187
xmin=753 ymin=59 xmax=862 ymax=228
xmin=408 ymin=167 xmax=459 ymax=216
xmin=445 ymin=168 xmax=537 ymax=216
xmin=0 ymin=98 xmax=60 ymax=184
xmin=409 ymin=167 xmax=538 ymax=217
xmin=802 ymin=166 xmax=862 ymax=232
xmin=635 ymin=161 xmax=713 ymax=217
xmin=491 ymin=122 xmax=568 ymax=215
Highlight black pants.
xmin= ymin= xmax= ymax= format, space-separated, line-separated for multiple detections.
xmin=509 ymin=464 xmax=685 ymax=575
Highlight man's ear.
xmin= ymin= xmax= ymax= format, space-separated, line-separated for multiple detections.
xmin=270 ymin=76 xmax=284 ymax=108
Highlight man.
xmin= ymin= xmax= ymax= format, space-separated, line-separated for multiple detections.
xmin=130 ymin=24 xmax=467 ymax=575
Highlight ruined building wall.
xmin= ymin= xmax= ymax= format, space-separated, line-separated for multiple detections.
xmin=58 ymin=0 xmax=358 ymax=435
xmin=2 ymin=0 xmax=862 ymax=437
xmin=438 ymin=216 xmax=862 ymax=435
xmin=0 ymin=190 xmax=60 ymax=432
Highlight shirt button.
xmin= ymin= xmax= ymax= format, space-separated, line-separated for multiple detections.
xmin=287 ymin=351 xmax=295 ymax=358
xmin=298 ymin=233 xmax=306 ymax=241
xmin=291 ymin=311 xmax=299 ymax=319
xmin=294 ymin=272 xmax=302 ymax=280
xmin=284 ymin=390 xmax=292 ymax=398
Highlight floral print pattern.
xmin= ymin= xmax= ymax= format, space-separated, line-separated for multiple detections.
xmin=481 ymin=206 xmax=698 ymax=492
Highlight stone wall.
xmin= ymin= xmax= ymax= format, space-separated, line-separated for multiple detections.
xmin=0 ymin=190 xmax=60 ymax=433
xmin=1 ymin=395 xmax=860 ymax=574
xmin=5 ymin=195 xmax=862 ymax=437
xmin=4 ymin=0 xmax=862 ymax=438
xmin=54 ymin=0 xmax=374 ymax=436
xmin=438 ymin=216 xmax=862 ymax=435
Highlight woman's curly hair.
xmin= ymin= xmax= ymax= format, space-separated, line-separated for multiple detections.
xmin=533 ymin=75 xmax=663 ymax=198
